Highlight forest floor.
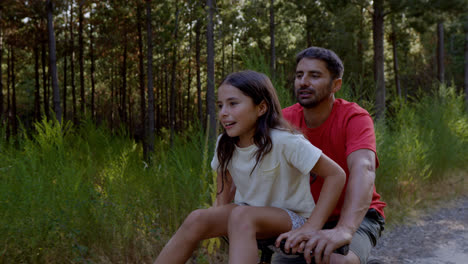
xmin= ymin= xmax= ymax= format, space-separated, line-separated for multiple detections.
xmin=369 ymin=195 xmax=468 ymax=264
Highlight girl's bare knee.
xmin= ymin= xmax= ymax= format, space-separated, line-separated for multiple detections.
xmin=180 ymin=209 xmax=209 ymax=238
xmin=228 ymin=206 xmax=256 ymax=234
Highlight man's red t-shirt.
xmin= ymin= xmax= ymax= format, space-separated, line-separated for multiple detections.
xmin=282 ymin=99 xmax=386 ymax=220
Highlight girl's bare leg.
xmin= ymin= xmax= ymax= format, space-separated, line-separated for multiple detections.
xmin=227 ymin=206 xmax=292 ymax=264
xmin=154 ymin=204 xmax=238 ymax=264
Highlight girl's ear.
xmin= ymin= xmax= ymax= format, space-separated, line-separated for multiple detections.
xmin=257 ymin=100 xmax=268 ymax=117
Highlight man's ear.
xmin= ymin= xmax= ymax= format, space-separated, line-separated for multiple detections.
xmin=331 ymin=78 xmax=342 ymax=94
xmin=257 ymin=100 xmax=268 ymax=117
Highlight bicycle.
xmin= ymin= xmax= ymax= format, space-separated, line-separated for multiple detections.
xmin=257 ymin=238 xmax=349 ymax=264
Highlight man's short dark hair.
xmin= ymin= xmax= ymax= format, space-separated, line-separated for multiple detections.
xmin=296 ymin=47 xmax=344 ymax=79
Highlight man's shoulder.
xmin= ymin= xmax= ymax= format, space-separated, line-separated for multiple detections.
xmin=334 ymin=99 xmax=372 ymax=120
xmin=282 ymin=103 xmax=303 ymax=123
xmin=282 ymin=103 xmax=302 ymax=114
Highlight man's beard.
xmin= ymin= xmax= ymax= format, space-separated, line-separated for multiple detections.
xmin=296 ymin=83 xmax=333 ymax=109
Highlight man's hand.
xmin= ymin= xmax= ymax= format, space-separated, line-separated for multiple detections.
xmin=275 ymin=226 xmax=353 ymax=264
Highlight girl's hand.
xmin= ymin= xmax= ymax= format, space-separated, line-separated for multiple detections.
xmin=275 ymin=225 xmax=320 ymax=255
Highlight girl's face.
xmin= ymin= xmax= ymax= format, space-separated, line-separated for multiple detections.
xmin=217 ymin=84 xmax=265 ymax=148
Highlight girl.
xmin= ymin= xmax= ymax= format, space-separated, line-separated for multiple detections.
xmin=154 ymin=70 xmax=345 ymax=264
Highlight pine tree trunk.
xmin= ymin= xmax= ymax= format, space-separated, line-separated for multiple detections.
xmin=34 ymin=43 xmax=41 ymax=121
xmin=146 ymin=0 xmax=155 ymax=156
xmin=373 ymin=0 xmax=385 ymax=120
xmin=6 ymin=48 xmax=10 ymax=139
xmin=90 ymin=21 xmax=95 ymax=120
xmin=63 ymin=35 xmax=67 ymax=121
xmin=47 ymin=0 xmax=62 ymax=123
xmin=170 ymin=6 xmax=180 ymax=146
xmin=437 ymin=22 xmax=445 ymax=84
xmin=186 ymin=18 xmax=192 ymax=126
xmin=195 ymin=19 xmax=202 ymax=127
xmin=11 ymin=47 xmax=17 ymax=136
xmin=206 ymin=0 xmax=216 ymax=142
xmin=464 ymin=15 xmax=468 ymax=108
xmin=70 ymin=3 xmax=77 ymax=124
xmin=269 ymin=0 xmax=275 ymax=79
xmin=137 ymin=3 xmax=146 ymax=156
xmin=0 ymin=26 xmax=4 ymax=124
xmin=121 ymin=38 xmax=128 ymax=123
xmin=42 ymin=36 xmax=49 ymax=119
xmin=79 ymin=1 xmax=85 ymax=116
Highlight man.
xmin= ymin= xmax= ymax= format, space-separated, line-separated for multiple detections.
xmin=273 ymin=47 xmax=386 ymax=264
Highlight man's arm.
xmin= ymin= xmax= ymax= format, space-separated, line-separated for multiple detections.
xmin=335 ymin=148 xmax=376 ymax=241
xmin=279 ymin=149 xmax=375 ymax=264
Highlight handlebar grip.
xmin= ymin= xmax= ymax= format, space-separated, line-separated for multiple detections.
xmin=279 ymin=240 xmax=349 ymax=256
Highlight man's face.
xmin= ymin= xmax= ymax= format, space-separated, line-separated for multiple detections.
xmin=294 ymin=58 xmax=335 ymax=108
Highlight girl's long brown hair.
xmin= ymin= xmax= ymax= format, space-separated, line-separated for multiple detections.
xmin=216 ymin=70 xmax=293 ymax=194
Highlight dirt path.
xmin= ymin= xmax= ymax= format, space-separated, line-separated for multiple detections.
xmin=369 ymin=196 xmax=468 ymax=264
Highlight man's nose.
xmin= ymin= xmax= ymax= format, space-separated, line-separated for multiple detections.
xmin=299 ymin=77 xmax=309 ymax=87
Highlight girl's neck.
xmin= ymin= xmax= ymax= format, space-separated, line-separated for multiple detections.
xmin=237 ymin=137 xmax=255 ymax=148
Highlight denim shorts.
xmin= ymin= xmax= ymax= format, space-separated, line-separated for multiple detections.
xmin=271 ymin=209 xmax=385 ymax=264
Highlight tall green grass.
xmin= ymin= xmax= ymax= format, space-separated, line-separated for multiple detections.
xmin=0 ymin=120 xmax=214 ymax=263
xmin=338 ymin=83 xmax=468 ymax=222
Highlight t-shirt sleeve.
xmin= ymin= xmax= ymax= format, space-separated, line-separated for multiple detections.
xmin=210 ymin=135 xmax=223 ymax=171
xmin=345 ymin=113 xmax=379 ymax=166
xmin=283 ymin=133 xmax=322 ymax=175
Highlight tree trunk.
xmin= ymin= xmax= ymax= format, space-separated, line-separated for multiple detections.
xmin=146 ymin=0 xmax=155 ymax=156
xmin=79 ymin=0 xmax=85 ymax=116
xmin=34 ymin=43 xmax=41 ymax=121
xmin=89 ymin=21 xmax=96 ymax=120
xmin=269 ymin=0 xmax=275 ymax=79
xmin=391 ymin=18 xmax=401 ymax=98
xmin=11 ymin=47 xmax=17 ymax=137
xmin=47 ymin=0 xmax=62 ymax=123
xmin=6 ymin=48 xmax=10 ymax=139
xmin=156 ymin=62 xmax=161 ymax=132
xmin=0 ymin=26 xmax=4 ymax=124
xmin=62 ymin=21 xmax=67 ymax=121
xmin=437 ymin=22 xmax=445 ymax=84
xmin=137 ymin=2 xmax=146 ymax=156
xmin=70 ymin=3 xmax=77 ymax=124
xmin=373 ymin=0 xmax=385 ymax=120
xmin=41 ymin=36 xmax=50 ymax=119
xmin=206 ymin=0 xmax=216 ymax=142
xmin=464 ymin=15 xmax=468 ymax=108
xmin=121 ymin=38 xmax=128 ymax=123
xmin=195 ymin=19 xmax=203 ymax=127
xmin=186 ymin=18 xmax=192 ymax=126
xmin=170 ymin=6 xmax=180 ymax=146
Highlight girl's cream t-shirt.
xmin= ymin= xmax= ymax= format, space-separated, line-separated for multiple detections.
xmin=211 ymin=129 xmax=322 ymax=218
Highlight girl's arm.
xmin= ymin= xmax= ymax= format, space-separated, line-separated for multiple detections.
xmin=213 ymin=170 xmax=236 ymax=207
xmin=303 ymin=153 xmax=346 ymax=230
xmin=276 ymin=153 xmax=345 ymax=262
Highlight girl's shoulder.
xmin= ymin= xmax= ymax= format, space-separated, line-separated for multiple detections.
xmin=270 ymin=128 xmax=308 ymax=145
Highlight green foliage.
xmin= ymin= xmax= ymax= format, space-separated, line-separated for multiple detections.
xmin=375 ymin=85 xmax=468 ymax=221
xmin=0 ymin=119 xmax=213 ymax=263
xmin=240 ymin=48 xmax=295 ymax=108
